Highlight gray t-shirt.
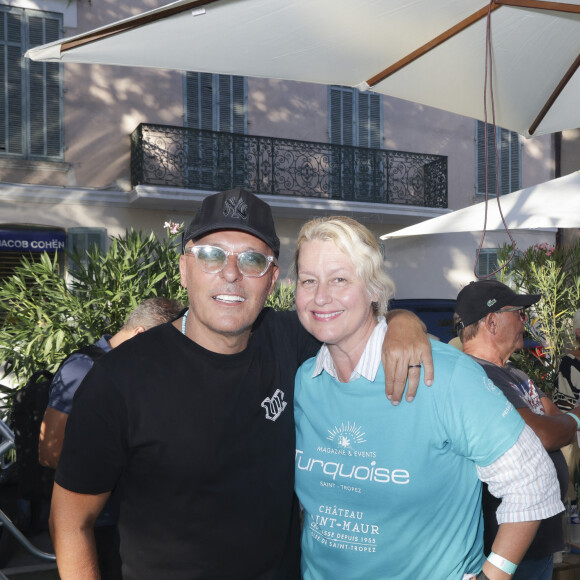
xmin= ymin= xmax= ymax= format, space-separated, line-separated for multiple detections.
xmin=469 ymin=356 xmax=567 ymax=559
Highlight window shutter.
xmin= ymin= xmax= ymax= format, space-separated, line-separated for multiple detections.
xmin=231 ymin=75 xmax=246 ymax=134
xmin=40 ymin=14 xmax=62 ymax=159
xmin=199 ymin=73 xmax=213 ymax=131
xmin=329 ymin=86 xmax=354 ymax=146
xmin=186 ymin=72 xmax=246 ymax=134
xmin=28 ymin=16 xmax=45 ymax=157
xmin=67 ymin=228 xmax=106 ymax=255
xmin=477 ymin=121 xmax=498 ymax=195
xmin=476 ymin=121 xmax=486 ymax=194
xmin=7 ymin=11 xmax=23 ymax=156
xmin=30 ymin=14 xmax=61 ymax=158
xmin=358 ymin=93 xmax=368 ymax=147
xmin=510 ymin=130 xmax=521 ymax=193
xmin=330 ymin=87 xmax=380 ymax=148
xmin=185 ymin=72 xmax=214 ymax=130
xmin=329 ymin=87 xmax=342 ymax=144
xmin=358 ymin=92 xmax=381 ymax=149
xmin=341 ymin=90 xmax=354 ymax=146
xmin=217 ymin=74 xmax=231 ymax=132
xmin=476 ymin=249 xmax=499 ymax=277
xmin=499 ymin=128 xmax=511 ymax=196
xmin=0 ymin=7 xmax=61 ymax=160
xmin=476 ymin=121 xmax=520 ymax=196
xmin=67 ymin=228 xmax=106 ymax=275
xmin=0 ymin=9 xmax=24 ymax=156
xmin=185 ymin=72 xmax=200 ymax=129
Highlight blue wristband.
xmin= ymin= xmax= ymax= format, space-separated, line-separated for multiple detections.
xmin=567 ymin=412 xmax=580 ymax=430
xmin=487 ymin=552 xmax=517 ymax=575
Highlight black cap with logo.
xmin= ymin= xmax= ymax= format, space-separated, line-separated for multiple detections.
xmin=455 ymin=280 xmax=540 ymax=328
xmin=183 ymin=188 xmax=280 ymax=258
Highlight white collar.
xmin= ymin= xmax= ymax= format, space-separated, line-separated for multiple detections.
xmin=311 ymin=317 xmax=386 ymax=382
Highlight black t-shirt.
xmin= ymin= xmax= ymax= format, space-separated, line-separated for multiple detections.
xmin=470 ymin=357 xmax=567 ymax=559
xmin=57 ymin=308 xmax=320 ymax=580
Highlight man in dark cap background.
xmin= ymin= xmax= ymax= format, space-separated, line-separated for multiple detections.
xmin=49 ymin=188 xmax=432 ymax=580
xmin=455 ymin=279 xmax=580 ymax=580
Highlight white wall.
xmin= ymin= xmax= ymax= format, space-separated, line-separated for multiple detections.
xmin=383 ymin=230 xmax=557 ymax=299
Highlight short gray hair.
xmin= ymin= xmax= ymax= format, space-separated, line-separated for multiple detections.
xmin=453 ymin=312 xmax=484 ymax=343
xmin=122 ymin=297 xmax=184 ymax=331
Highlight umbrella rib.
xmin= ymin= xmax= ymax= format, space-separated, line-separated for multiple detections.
xmin=61 ymin=0 xmax=220 ymax=53
xmin=494 ymin=0 xmax=580 ymax=14
xmin=365 ymin=4 xmax=501 ymax=87
xmin=529 ymin=52 xmax=580 ymax=135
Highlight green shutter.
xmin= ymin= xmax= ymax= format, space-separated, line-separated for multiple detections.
xmin=476 ymin=121 xmax=498 ymax=195
xmin=185 ymin=71 xmax=214 ymax=130
xmin=0 ymin=9 xmax=24 ymax=155
xmin=358 ymin=92 xmax=381 ymax=149
xmin=476 ymin=121 xmax=520 ymax=196
xmin=28 ymin=14 xmax=62 ymax=159
xmin=218 ymin=74 xmax=231 ymax=132
xmin=329 ymin=87 xmax=343 ymax=144
xmin=217 ymin=74 xmax=246 ymax=133
xmin=476 ymin=249 xmax=499 ymax=277
xmin=499 ymin=128 xmax=511 ymax=196
xmin=67 ymin=228 xmax=106 ymax=275
xmin=184 ymin=73 xmax=247 ymax=189
xmin=330 ymin=87 xmax=380 ymax=148
xmin=199 ymin=73 xmax=213 ymax=131
xmin=186 ymin=72 xmax=246 ymax=134
xmin=184 ymin=72 xmax=200 ymax=128
xmin=44 ymin=16 xmax=61 ymax=158
xmin=231 ymin=75 xmax=246 ymax=134
xmin=509 ymin=130 xmax=521 ymax=193
xmin=329 ymin=86 xmax=354 ymax=146
xmin=341 ymin=90 xmax=354 ymax=146
xmin=0 ymin=7 xmax=62 ymax=160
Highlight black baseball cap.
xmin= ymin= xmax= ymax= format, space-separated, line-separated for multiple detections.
xmin=183 ymin=188 xmax=280 ymax=258
xmin=455 ymin=280 xmax=540 ymax=329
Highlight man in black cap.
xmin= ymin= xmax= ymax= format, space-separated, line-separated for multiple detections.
xmin=455 ymin=279 xmax=579 ymax=580
xmin=49 ymin=188 xmax=432 ymax=580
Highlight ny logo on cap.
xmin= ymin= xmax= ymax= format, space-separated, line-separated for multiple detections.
xmin=223 ymin=197 xmax=248 ymax=221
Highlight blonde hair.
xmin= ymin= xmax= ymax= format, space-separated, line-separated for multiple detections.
xmin=292 ymin=216 xmax=395 ymax=317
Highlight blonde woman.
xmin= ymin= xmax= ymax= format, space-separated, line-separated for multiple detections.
xmin=292 ymin=216 xmax=562 ymax=580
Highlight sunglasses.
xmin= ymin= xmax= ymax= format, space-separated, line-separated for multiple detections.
xmin=185 ymin=245 xmax=275 ymax=278
xmin=496 ymin=306 xmax=528 ymax=321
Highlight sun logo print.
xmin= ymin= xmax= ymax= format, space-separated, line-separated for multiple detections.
xmin=327 ymin=422 xmax=367 ymax=450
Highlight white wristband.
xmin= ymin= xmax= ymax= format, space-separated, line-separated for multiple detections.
xmin=567 ymin=412 xmax=580 ymax=430
xmin=487 ymin=552 xmax=517 ymax=575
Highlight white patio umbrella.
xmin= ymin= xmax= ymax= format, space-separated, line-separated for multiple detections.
xmin=381 ymin=171 xmax=580 ymax=239
xmin=26 ymin=0 xmax=580 ymax=137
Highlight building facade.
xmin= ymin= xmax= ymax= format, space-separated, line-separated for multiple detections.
xmin=0 ymin=0 xmax=574 ymax=298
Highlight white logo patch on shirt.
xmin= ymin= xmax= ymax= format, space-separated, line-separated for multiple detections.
xmin=261 ymin=389 xmax=287 ymax=421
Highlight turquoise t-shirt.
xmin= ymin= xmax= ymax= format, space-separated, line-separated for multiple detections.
xmin=294 ymin=340 xmax=524 ymax=580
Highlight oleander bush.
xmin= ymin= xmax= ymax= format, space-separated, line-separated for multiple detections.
xmin=496 ymin=239 xmax=580 ymax=396
xmin=0 ymin=224 xmax=294 ymax=407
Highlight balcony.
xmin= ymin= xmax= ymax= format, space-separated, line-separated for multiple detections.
xmin=130 ymin=123 xmax=447 ymax=208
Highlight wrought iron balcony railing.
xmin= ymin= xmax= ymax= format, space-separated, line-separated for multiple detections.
xmin=131 ymin=123 xmax=447 ymax=208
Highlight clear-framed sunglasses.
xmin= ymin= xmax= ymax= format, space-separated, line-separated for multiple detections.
xmin=185 ymin=244 xmax=276 ymax=278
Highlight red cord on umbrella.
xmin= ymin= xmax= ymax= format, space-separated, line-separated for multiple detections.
xmin=475 ymin=0 xmax=517 ymax=279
